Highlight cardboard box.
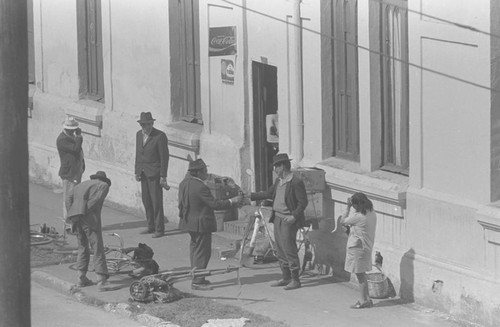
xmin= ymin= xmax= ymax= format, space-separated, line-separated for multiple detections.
xmin=293 ymin=167 xmax=326 ymax=193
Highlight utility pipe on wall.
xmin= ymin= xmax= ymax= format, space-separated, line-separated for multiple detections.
xmin=289 ymin=0 xmax=304 ymax=164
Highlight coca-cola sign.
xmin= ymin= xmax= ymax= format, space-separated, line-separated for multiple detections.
xmin=209 ymin=26 xmax=237 ymax=56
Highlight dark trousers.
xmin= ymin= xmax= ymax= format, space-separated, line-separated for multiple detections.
xmin=141 ymin=172 xmax=164 ymax=233
xmin=273 ymin=216 xmax=300 ymax=273
xmin=188 ymin=231 xmax=212 ymax=283
xmin=74 ymin=222 xmax=108 ymax=276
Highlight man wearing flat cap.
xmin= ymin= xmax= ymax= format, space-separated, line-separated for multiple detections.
xmin=249 ymin=153 xmax=308 ymax=290
xmin=66 ymin=171 xmax=118 ymax=291
xmin=135 ymin=112 xmax=170 ymax=238
xmin=57 ymin=116 xmax=85 ymax=220
xmin=178 ymin=158 xmax=242 ymax=290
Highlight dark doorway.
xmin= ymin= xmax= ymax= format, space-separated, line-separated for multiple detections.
xmin=252 ymin=62 xmax=278 ymax=191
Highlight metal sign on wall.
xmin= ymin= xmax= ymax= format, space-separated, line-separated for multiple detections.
xmin=221 ymin=59 xmax=235 ymax=84
xmin=209 ymin=26 xmax=237 ymax=56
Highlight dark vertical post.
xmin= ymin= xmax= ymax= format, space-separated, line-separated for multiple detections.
xmin=0 ymin=0 xmax=30 ymax=326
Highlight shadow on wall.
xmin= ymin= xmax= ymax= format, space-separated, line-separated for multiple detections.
xmin=399 ymin=248 xmax=415 ymax=302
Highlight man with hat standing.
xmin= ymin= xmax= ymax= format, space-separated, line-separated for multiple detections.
xmin=178 ymin=158 xmax=242 ymax=290
xmin=57 ymin=116 xmax=85 ymax=220
xmin=65 ymin=171 xmax=118 ymax=291
xmin=135 ymin=112 xmax=170 ymax=238
xmin=248 ymin=153 xmax=308 ymax=290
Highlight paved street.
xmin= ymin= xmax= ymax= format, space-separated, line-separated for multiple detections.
xmin=29 ymin=183 xmax=478 ymax=327
xmin=32 ymin=282 xmax=145 ymax=327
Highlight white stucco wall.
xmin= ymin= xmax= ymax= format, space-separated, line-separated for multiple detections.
xmin=38 ymin=0 xmax=79 ymax=99
xmin=301 ymin=0 xmax=323 ymax=164
xmin=29 ymin=0 xmax=177 ymax=219
xmin=245 ymin=0 xmax=292 ymax=162
xmin=233 ymin=0 xmax=323 ymax=165
xmin=198 ymin=1 xmax=245 ymax=181
xmin=106 ymin=0 xmax=171 ymax=122
xmin=409 ymin=0 xmax=490 ymax=203
xmin=403 ymin=1 xmax=498 ymax=324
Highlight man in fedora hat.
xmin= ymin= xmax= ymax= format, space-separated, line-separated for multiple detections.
xmin=65 ymin=171 xmax=118 ymax=291
xmin=248 ymin=153 xmax=308 ymax=290
xmin=178 ymin=158 xmax=242 ymax=290
xmin=57 ymin=116 xmax=85 ymax=220
xmin=135 ymin=112 xmax=170 ymax=238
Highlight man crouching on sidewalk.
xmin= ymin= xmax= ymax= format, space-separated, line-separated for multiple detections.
xmin=66 ymin=171 xmax=118 ymax=291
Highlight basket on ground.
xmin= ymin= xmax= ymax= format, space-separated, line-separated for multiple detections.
xmin=366 ymin=265 xmax=389 ymax=299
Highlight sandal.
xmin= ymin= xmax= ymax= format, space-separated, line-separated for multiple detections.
xmin=350 ymin=300 xmax=373 ymax=309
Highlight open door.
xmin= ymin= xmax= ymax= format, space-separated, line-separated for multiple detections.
xmin=252 ymin=62 xmax=278 ymax=191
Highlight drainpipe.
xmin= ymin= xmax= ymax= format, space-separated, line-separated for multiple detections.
xmin=289 ymin=0 xmax=303 ymax=165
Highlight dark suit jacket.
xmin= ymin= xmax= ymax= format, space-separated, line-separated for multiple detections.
xmin=251 ymin=175 xmax=308 ymax=228
xmin=178 ymin=176 xmax=232 ymax=233
xmin=135 ymin=128 xmax=169 ymax=178
xmin=57 ymin=132 xmax=85 ymax=180
xmin=65 ymin=179 xmax=110 ymax=232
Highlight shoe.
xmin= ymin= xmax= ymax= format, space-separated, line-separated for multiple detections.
xmin=77 ymin=276 xmax=94 ymax=287
xmin=195 ymin=279 xmax=210 ymax=285
xmin=140 ymin=228 xmax=154 ymax=234
xmin=193 ymin=279 xmax=211 ymax=285
xmin=350 ymin=300 xmax=373 ymax=309
xmin=284 ymin=279 xmax=301 ymax=290
xmin=152 ymin=232 xmax=164 ymax=238
xmin=191 ymin=283 xmax=213 ymax=291
xmin=270 ymin=279 xmax=291 ymax=287
xmin=97 ymin=280 xmax=121 ymax=292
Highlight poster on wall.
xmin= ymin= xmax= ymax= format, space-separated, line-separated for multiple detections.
xmin=209 ymin=26 xmax=237 ymax=56
xmin=221 ymin=59 xmax=235 ymax=84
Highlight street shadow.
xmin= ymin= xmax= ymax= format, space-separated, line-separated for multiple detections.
xmin=102 ymin=221 xmax=187 ymax=237
xmin=224 ymin=272 xmax=281 ymax=285
xmin=204 ymin=295 xmax=274 ymax=304
xmin=300 ymin=276 xmax=340 ymax=288
xmin=162 ymin=229 xmax=187 ymax=237
xmin=235 ymin=262 xmax=281 ymax=270
xmin=106 ymin=274 xmax=140 ymax=289
xmin=102 ymin=220 xmax=147 ymax=231
xmin=399 ymin=248 xmax=415 ymax=302
xmin=373 ymin=297 xmax=413 ymax=308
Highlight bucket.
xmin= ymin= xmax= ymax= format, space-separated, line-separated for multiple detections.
xmin=366 ymin=265 xmax=389 ymax=299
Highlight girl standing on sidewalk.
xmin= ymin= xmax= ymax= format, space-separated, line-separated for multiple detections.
xmin=340 ymin=192 xmax=377 ymax=309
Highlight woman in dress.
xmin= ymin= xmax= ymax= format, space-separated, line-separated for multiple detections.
xmin=341 ymin=192 xmax=377 ymax=309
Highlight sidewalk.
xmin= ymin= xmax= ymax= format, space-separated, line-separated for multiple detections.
xmin=30 ymin=183 xmax=474 ymax=327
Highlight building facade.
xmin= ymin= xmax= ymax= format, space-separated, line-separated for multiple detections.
xmin=28 ymin=0 xmax=500 ymax=325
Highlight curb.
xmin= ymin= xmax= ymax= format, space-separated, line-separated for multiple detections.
xmin=31 ymin=271 xmax=180 ymax=327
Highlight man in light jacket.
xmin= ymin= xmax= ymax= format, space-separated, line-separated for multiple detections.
xmin=66 ymin=171 xmax=117 ymax=291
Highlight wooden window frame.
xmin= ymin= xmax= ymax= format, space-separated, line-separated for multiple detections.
xmin=332 ymin=0 xmax=360 ymax=161
xmin=77 ymin=0 xmax=104 ymax=102
xmin=380 ymin=0 xmax=409 ymax=175
xmin=169 ymin=0 xmax=202 ymax=124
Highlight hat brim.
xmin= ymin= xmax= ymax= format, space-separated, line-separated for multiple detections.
xmin=188 ymin=165 xmax=208 ymax=171
xmin=63 ymin=124 xmax=79 ymax=130
xmin=137 ymin=119 xmax=156 ymax=123
xmin=273 ymin=159 xmax=292 ymax=166
xmin=90 ymin=175 xmax=111 ymax=186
